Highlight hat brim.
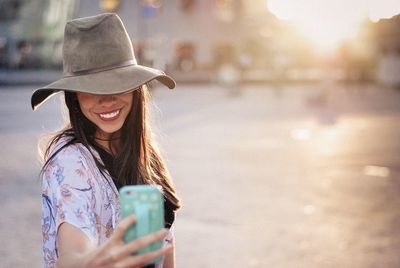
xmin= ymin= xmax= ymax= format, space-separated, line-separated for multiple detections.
xmin=31 ymin=64 xmax=176 ymax=110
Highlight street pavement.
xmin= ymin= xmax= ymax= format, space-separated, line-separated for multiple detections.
xmin=0 ymin=82 xmax=400 ymax=268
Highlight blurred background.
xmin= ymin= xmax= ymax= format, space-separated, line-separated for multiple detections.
xmin=1 ymin=0 xmax=400 ymax=267
xmin=1 ymin=0 xmax=400 ymax=87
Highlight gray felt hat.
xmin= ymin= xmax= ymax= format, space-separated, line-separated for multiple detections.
xmin=31 ymin=13 xmax=175 ymax=110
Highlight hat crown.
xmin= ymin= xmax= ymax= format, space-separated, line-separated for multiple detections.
xmin=31 ymin=13 xmax=175 ymax=111
xmin=62 ymin=13 xmax=136 ymax=75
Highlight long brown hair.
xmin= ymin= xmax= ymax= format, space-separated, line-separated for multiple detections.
xmin=42 ymin=85 xmax=181 ymax=211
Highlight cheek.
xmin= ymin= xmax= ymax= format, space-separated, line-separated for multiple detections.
xmin=122 ymin=94 xmax=133 ymax=110
xmin=77 ymin=94 xmax=96 ymax=114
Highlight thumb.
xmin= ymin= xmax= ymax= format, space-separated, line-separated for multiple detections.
xmin=111 ymin=215 xmax=136 ymax=242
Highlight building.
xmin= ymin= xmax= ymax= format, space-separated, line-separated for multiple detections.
xmin=1 ymin=0 xmax=284 ymax=83
xmin=75 ymin=0 xmax=280 ymax=82
xmin=372 ymin=15 xmax=400 ymax=88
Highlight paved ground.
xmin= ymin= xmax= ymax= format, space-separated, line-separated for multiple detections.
xmin=1 ymin=82 xmax=400 ymax=267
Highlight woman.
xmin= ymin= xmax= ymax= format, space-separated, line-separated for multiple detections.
xmin=32 ymin=13 xmax=181 ymax=268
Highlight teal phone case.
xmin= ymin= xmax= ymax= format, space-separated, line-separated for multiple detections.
xmin=119 ymin=185 xmax=164 ymax=263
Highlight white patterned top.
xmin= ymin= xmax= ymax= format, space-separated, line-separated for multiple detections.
xmin=40 ymin=137 xmax=170 ymax=268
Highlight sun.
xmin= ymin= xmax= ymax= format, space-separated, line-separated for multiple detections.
xmin=367 ymin=0 xmax=400 ymax=22
xmin=267 ymin=0 xmax=400 ymax=53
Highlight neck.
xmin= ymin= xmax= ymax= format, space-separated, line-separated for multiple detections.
xmin=94 ymin=136 xmax=120 ymax=141
xmin=95 ymin=139 xmax=119 ymax=156
xmin=94 ymin=131 xmax=120 ymax=155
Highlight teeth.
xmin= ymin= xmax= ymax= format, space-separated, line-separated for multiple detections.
xmin=99 ymin=110 xmax=120 ymax=119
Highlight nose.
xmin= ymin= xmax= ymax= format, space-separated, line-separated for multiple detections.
xmin=98 ymin=95 xmax=116 ymax=106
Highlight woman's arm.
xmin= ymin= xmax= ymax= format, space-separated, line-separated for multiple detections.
xmin=55 ymin=216 xmax=172 ymax=268
xmin=55 ymin=222 xmax=96 ymax=268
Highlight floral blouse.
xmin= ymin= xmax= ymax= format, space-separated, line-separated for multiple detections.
xmin=40 ymin=137 xmax=171 ymax=268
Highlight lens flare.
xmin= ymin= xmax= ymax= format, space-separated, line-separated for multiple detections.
xmin=267 ymin=0 xmax=400 ymax=52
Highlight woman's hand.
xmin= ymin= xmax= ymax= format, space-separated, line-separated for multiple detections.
xmin=56 ymin=215 xmax=172 ymax=268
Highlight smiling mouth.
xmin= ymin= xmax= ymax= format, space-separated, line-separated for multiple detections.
xmin=97 ymin=109 xmax=121 ymax=121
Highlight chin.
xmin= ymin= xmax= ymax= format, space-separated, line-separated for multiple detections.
xmin=98 ymin=124 xmax=123 ymax=135
xmin=102 ymin=129 xmax=120 ymax=135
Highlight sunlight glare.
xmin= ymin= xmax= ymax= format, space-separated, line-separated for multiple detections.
xmin=363 ymin=165 xmax=390 ymax=177
xmin=267 ymin=0 xmax=400 ymax=52
xmin=291 ymin=129 xmax=312 ymax=141
xmin=367 ymin=0 xmax=400 ymax=22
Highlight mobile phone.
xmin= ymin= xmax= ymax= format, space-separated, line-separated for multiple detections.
xmin=119 ymin=185 xmax=165 ymax=261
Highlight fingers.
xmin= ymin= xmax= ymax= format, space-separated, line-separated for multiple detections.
xmin=103 ymin=228 xmax=169 ymax=265
xmin=117 ymin=244 xmax=173 ymax=268
xmin=94 ymin=216 xmax=170 ymax=267
xmin=111 ymin=215 xmax=136 ymax=242
xmin=120 ymin=228 xmax=169 ymax=257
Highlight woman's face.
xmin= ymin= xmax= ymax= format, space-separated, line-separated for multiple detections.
xmin=77 ymin=92 xmax=133 ymax=138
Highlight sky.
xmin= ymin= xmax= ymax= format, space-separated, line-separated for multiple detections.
xmin=267 ymin=0 xmax=400 ymax=52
